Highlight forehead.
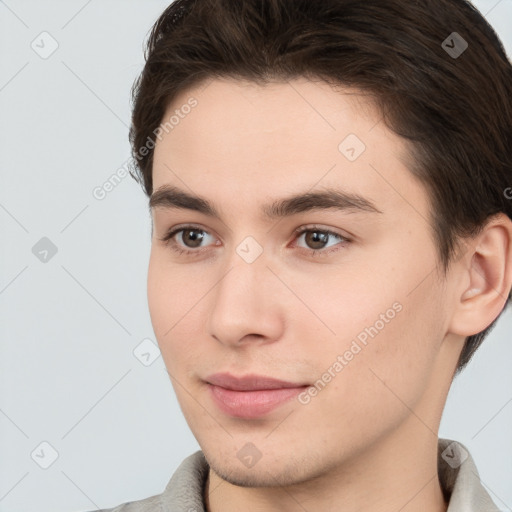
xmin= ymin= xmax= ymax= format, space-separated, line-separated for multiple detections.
xmin=152 ymin=77 xmax=428 ymax=223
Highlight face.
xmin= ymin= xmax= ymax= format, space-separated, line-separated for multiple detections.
xmin=148 ymin=77 xmax=454 ymax=486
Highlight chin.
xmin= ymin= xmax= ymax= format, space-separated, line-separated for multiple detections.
xmin=203 ymin=447 xmax=319 ymax=489
xmin=214 ymin=468 xmax=278 ymax=488
xmin=209 ymin=461 xmax=298 ymax=488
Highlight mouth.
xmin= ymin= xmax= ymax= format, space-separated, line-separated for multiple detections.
xmin=204 ymin=373 xmax=310 ymax=419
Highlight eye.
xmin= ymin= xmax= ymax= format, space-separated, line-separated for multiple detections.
xmin=292 ymin=226 xmax=349 ymax=256
xmin=158 ymin=224 xmax=218 ymax=256
xmin=158 ymin=224 xmax=350 ymax=258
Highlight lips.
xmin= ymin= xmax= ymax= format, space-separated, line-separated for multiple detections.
xmin=205 ymin=373 xmax=309 ymax=418
xmin=205 ymin=373 xmax=307 ymax=391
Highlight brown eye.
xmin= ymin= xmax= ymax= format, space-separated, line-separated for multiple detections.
xmin=179 ymin=228 xmax=206 ymax=248
xmin=159 ymin=225 xmax=216 ymax=256
xmin=294 ymin=227 xmax=347 ymax=254
xmin=303 ymin=231 xmax=330 ymax=250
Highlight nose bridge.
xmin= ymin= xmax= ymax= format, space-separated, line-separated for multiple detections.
xmin=214 ymin=245 xmax=268 ymax=319
xmin=207 ymin=241 xmax=283 ymax=346
xmin=217 ymin=231 xmax=269 ymax=302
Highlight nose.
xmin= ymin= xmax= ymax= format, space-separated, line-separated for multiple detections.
xmin=207 ymin=248 xmax=285 ymax=348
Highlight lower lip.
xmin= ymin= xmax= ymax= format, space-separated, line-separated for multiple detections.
xmin=207 ymin=384 xmax=307 ymax=419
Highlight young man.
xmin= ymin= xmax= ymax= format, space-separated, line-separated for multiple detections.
xmin=96 ymin=0 xmax=512 ymax=510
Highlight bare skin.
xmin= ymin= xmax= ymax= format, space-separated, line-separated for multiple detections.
xmin=147 ymin=77 xmax=512 ymax=512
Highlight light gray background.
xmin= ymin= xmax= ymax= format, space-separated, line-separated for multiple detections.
xmin=0 ymin=1 xmax=511 ymax=511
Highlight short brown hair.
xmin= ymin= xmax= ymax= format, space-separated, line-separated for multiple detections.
xmin=129 ymin=0 xmax=512 ymax=374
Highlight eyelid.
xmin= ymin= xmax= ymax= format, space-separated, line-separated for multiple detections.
xmin=292 ymin=224 xmax=352 ymax=241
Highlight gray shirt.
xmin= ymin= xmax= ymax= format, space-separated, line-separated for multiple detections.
xmin=93 ymin=438 xmax=500 ymax=511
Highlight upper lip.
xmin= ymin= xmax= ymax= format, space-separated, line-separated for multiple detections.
xmin=205 ymin=373 xmax=308 ymax=391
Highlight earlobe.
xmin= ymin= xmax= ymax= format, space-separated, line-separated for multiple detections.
xmin=448 ymin=214 xmax=512 ymax=337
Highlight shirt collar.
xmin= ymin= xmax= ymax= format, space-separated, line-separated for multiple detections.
xmin=438 ymin=438 xmax=501 ymax=511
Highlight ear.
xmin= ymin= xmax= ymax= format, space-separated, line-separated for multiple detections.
xmin=448 ymin=213 xmax=512 ymax=337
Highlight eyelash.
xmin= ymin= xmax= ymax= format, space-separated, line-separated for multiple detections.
xmin=158 ymin=224 xmax=350 ymax=258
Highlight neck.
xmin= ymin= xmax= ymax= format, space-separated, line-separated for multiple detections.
xmin=205 ymin=425 xmax=448 ymax=512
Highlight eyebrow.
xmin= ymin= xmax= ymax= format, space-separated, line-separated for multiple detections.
xmin=149 ymin=185 xmax=383 ymax=219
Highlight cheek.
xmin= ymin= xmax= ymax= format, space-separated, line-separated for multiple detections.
xmin=307 ymin=255 xmax=443 ymax=414
xmin=147 ymin=250 xmax=210 ymax=371
xmin=300 ymin=307 xmax=438 ymax=456
xmin=147 ymin=253 xmax=185 ymax=367
xmin=147 ymin=250 xmax=198 ymax=336
xmin=147 ymin=252 xmax=171 ymax=338
xmin=345 ymin=289 xmax=441 ymax=416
